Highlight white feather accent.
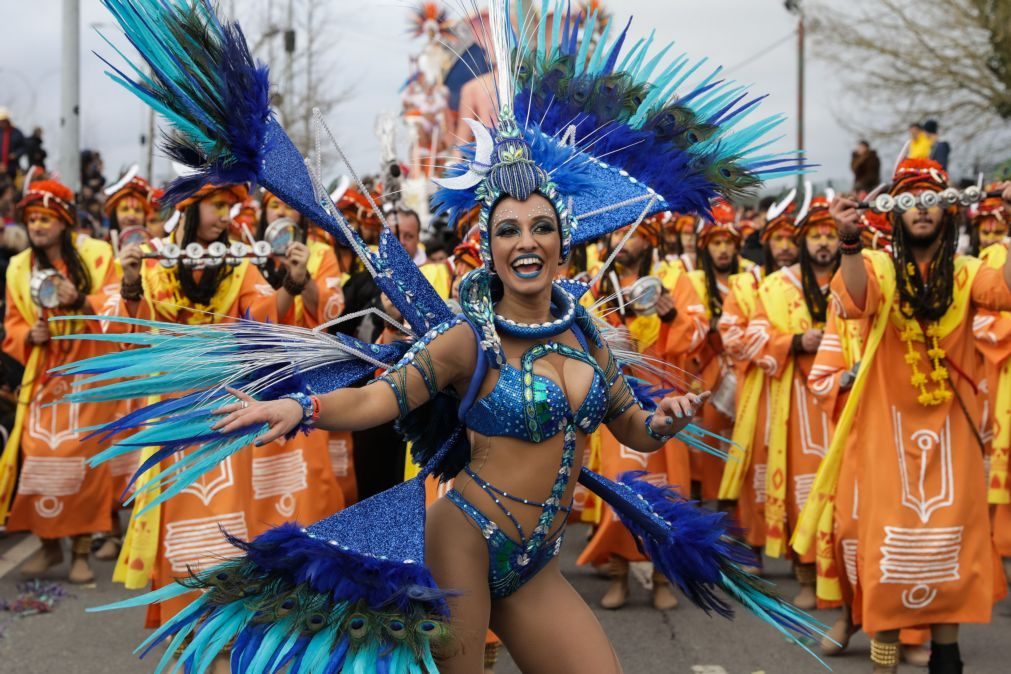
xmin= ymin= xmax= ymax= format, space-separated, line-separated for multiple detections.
xmin=795 ymin=180 xmax=813 ymax=224
xmin=766 ymin=187 xmax=797 ymax=221
xmin=104 ymin=164 xmax=140 ymax=196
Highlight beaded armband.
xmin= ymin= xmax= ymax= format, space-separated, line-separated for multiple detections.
xmin=377 ymin=318 xmax=460 ymax=418
xmin=602 ymin=348 xmax=641 ymax=423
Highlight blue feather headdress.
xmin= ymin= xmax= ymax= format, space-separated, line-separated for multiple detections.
xmin=433 ymin=0 xmax=808 ymax=270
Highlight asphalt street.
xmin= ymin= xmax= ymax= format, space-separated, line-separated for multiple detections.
xmin=1 ymin=525 xmax=1009 ymax=673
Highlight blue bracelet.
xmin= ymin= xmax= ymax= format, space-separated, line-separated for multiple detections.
xmin=644 ymin=411 xmax=675 ymax=442
xmin=281 ymin=392 xmax=315 ymax=437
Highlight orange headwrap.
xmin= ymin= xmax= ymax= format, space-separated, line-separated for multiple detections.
xmin=760 ymin=208 xmax=796 ymax=243
xmin=103 ymin=176 xmax=155 ymax=216
xmin=889 ymin=158 xmax=948 ymax=196
xmin=969 ymin=191 xmax=1007 ymax=228
xmin=796 ymin=196 xmax=836 ymax=239
xmin=336 ymin=187 xmax=382 ymax=232
xmin=860 ymin=209 xmax=892 ymax=252
xmin=174 ymin=183 xmax=250 ymax=211
xmin=17 ymin=180 xmax=76 ymax=227
xmin=452 ymin=238 xmax=483 ymax=272
xmin=670 ymin=213 xmax=698 ymax=233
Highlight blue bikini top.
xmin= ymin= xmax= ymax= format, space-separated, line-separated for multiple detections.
xmin=458 ymin=321 xmax=610 ymax=442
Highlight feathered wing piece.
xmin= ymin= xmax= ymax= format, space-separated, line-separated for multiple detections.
xmin=98 ymin=0 xmax=452 ymax=336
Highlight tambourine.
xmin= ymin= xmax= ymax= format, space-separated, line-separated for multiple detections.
xmin=30 ymin=269 xmax=64 ymax=309
xmin=858 ymin=188 xmax=1001 ymax=214
xmin=143 ymin=240 xmax=272 ymax=268
xmin=118 ymin=226 xmax=150 ymax=249
xmin=623 ymin=276 xmax=664 ymax=315
xmin=263 ymin=217 xmax=298 ymax=255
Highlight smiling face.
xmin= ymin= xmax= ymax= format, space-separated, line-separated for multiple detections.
xmin=900 ymin=190 xmax=945 ymax=246
xmin=489 ymin=193 xmax=563 ymax=297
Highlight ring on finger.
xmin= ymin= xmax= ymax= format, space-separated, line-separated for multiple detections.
xmin=240 ymin=400 xmax=249 ymax=409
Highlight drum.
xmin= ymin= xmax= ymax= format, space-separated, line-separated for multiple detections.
xmin=29 ymin=269 xmax=64 ymax=309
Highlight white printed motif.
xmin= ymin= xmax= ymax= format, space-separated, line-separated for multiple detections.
xmin=879 ymin=525 xmax=962 ymax=610
xmin=793 ymin=473 xmax=816 ymax=511
xmin=252 ymin=450 xmax=308 ymax=518
xmin=28 ymin=378 xmax=79 ymax=447
xmin=108 ymin=450 xmax=141 ymax=477
xmin=618 ymin=444 xmax=650 ymax=469
xmin=842 ymin=538 xmax=859 ymax=587
xmin=164 ymin=512 xmax=248 ymax=573
xmin=19 ymin=456 xmax=87 ymax=518
xmin=175 ymin=454 xmax=234 ymax=507
xmin=794 ymin=382 xmax=829 ymax=458
xmin=327 ymin=437 xmax=351 ymax=478
xmin=752 ymin=463 xmax=767 ymax=504
xmin=891 ymin=408 xmax=954 ymax=524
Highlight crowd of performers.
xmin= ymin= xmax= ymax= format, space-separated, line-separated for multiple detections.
xmin=3 ymin=158 xmax=1011 ymax=672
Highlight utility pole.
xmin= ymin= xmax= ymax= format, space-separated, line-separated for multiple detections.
xmin=60 ymin=0 xmax=81 ymax=192
xmin=786 ymin=0 xmax=804 ymax=190
xmin=285 ymin=0 xmax=295 ymax=118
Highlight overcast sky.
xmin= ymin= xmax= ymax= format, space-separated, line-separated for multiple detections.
xmin=0 ymin=0 xmax=904 ymax=193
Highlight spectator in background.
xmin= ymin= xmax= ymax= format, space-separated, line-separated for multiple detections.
xmin=850 ymin=140 xmax=881 ymax=195
xmin=0 ymin=108 xmax=26 ymax=180
xmin=924 ymin=119 xmax=951 ymax=170
xmin=907 ymin=122 xmax=930 ymax=159
xmin=80 ymin=149 xmax=106 ymax=198
xmin=25 ymin=128 xmax=46 ymax=170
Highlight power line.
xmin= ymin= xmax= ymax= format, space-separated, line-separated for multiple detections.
xmin=724 ymin=29 xmax=797 ymax=74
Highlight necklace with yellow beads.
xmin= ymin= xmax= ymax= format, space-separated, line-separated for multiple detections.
xmin=897 ymin=302 xmax=951 ymax=407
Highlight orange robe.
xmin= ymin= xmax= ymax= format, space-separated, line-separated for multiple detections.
xmin=118 ymin=253 xmax=282 ymax=627
xmin=830 ymin=251 xmax=1011 ymax=633
xmin=746 ymin=267 xmax=833 ymax=561
xmin=249 ymin=242 xmax=347 ymax=536
xmin=717 ymin=268 xmax=770 ymax=547
xmin=1 ymin=237 xmax=123 ymax=538
xmin=577 ymin=272 xmax=701 ymax=566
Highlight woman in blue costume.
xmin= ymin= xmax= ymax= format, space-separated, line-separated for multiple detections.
xmin=63 ymin=1 xmax=831 ymax=672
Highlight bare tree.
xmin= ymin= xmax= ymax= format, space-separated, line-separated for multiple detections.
xmin=231 ymin=0 xmax=355 ymax=157
xmin=808 ymin=0 xmax=1011 ymax=161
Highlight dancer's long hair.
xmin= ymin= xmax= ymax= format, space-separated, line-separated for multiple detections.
xmin=178 ymin=203 xmax=233 ymax=305
xmin=890 ymin=208 xmax=960 ymax=322
xmin=30 ymin=217 xmax=92 ymax=298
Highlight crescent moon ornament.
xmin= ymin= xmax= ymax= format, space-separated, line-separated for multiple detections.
xmin=795 ymin=180 xmax=814 ymax=224
xmin=766 ymin=187 xmax=797 ymax=221
xmin=432 ymin=119 xmax=494 ymax=191
xmin=104 ymin=164 xmax=140 ymax=196
xmin=330 ymin=175 xmax=352 ymax=204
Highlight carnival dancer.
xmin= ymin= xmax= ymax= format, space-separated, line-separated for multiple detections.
xmin=111 ymin=182 xmax=297 ymax=627
xmin=805 ymin=207 xmax=930 ymax=664
xmin=246 ymin=190 xmax=346 ymax=535
xmin=743 ymin=189 xmax=840 ymax=610
xmin=577 ymin=216 xmax=701 ymax=611
xmin=796 ymin=161 xmax=1011 ymax=673
xmin=717 ymin=194 xmax=800 ymax=569
xmin=65 ymin=1 xmax=827 ymax=671
xmin=663 ymin=212 xmax=699 ymax=273
xmin=672 ymin=201 xmax=748 ymax=502
xmin=0 ymin=179 xmax=123 ymax=584
xmin=968 ymin=190 xmax=1009 ymax=256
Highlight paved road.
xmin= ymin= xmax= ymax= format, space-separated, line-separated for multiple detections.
xmin=2 ymin=526 xmax=1009 ymax=673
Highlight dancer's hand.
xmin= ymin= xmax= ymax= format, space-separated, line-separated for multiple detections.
xmin=284 ymin=242 xmax=310 ymax=285
xmin=212 ymin=387 xmax=303 ymax=445
xmin=831 ymin=196 xmax=861 ymax=239
xmin=652 ymin=391 xmax=710 ymax=433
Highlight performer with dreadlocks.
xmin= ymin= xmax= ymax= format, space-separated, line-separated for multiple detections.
xmin=968 ymin=190 xmax=1008 ymax=256
xmin=577 ymin=214 xmax=701 ymax=612
xmin=0 ymin=179 xmax=125 ymax=584
xmin=670 ymin=201 xmax=748 ymax=502
xmin=744 ymin=188 xmax=840 ymax=610
xmin=717 ymin=194 xmax=800 ymax=569
xmin=796 ymin=160 xmax=1011 ymax=673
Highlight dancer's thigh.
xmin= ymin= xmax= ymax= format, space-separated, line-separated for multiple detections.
xmin=426 ymin=496 xmax=491 ymax=674
xmin=491 ymin=559 xmax=623 ymax=674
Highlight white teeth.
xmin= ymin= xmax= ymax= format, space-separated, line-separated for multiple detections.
xmin=512 ymin=256 xmax=543 ymax=268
